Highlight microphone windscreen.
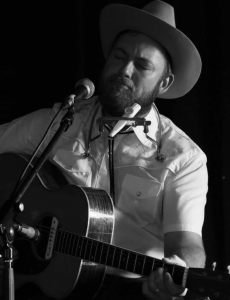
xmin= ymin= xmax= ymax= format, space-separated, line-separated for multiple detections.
xmin=75 ymin=78 xmax=95 ymax=99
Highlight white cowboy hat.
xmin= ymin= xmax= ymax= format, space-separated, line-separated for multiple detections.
xmin=100 ymin=0 xmax=202 ymax=99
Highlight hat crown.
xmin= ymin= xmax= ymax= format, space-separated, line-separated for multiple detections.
xmin=142 ymin=0 xmax=176 ymax=28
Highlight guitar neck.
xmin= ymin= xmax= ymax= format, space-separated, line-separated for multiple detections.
xmin=54 ymin=229 xmax=187 ymax=286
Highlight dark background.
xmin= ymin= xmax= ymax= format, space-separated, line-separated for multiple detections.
xmin=1 ymin=0 xmax=230 ymax=273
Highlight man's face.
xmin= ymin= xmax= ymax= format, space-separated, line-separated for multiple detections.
xmin=99 ymin=32 xmax=167 ymax=117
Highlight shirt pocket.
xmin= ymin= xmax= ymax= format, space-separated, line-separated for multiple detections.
xmin=117 ymin=174 xmax=162 ymax=227
xmin=53 ymin=148 xmax=92 ymax=185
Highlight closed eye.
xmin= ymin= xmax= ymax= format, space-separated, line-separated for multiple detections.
xmin=136 ymin=63 xmax=152 ymax=71
xmin=112 ymin=48 xmax=127 ymax=60
xmin=114 ymin=55 xmax=125 ymax=60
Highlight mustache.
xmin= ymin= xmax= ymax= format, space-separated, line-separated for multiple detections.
xmin=107 ymin=75 xmax=134 ymax=90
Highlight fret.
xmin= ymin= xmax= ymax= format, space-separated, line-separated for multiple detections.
xmin=59 ymin=230 xmax=65 ymax=253
xmin=65 ymin=232 xmax=72 ymax=255
xmin=61 ymin=231 xmax=68 ymax=254
xmin=81 ymin=237 xmax=88 ymax=259
xmin=134 ymin=254 xmax=145 ymax=274
xmin=113 ymin=247 xmax=122 ymax=268
xmin=118 ymin=249 xmax=129 ymax=270
xmin=142 ymin=256 xmax=155 ymax=276
xmin=89 ymin=240 xmax=98 ymax=262
xmin=126 ymin=252 xmax=137 ymax=273
xmin=66 ymin=233 xmax=72 ymax=255
xmin=69 ymin=233 xmax=76 ymax=256
xmin=126 ymin=251 xmax=130 ymax=271
xmin=104 ymin=244 xmax=110 ymax=264
xmin=87 ymin=239 xmax=94 ymax=260
xmin=83 ymin=238 xmax=91 ymax=260
xmin=94 ymin=241 xmax=103 ymax=263
xmin=100 ymin=243 xmax=109 ymax=264
xmin=181 ymin=267 xmax=188 ymax=288
xmin=168 ymin=265 xmax=185 ymax=286
xmin=73 ymin=234 xmax=80 ymax=257
xmin=141 ymin=255 xmax=146 ymax=275
xmin=58 ymin=230 xmax=65 ymax=253
xmin=153 ymin=258 xmax=163 ymax=270
xmin=86 ymin=238 xmax=96 ymax=261
xmin=133 ymin=253 xmax=138 ymax=272
xmin=76 ymin=236 xmax=84 ymax=258
xmin=170 ymin=264 xmax=176 ymax=278
xmin=54 ymin=230 xmax=62 ymax=253
xmin=106 ymin=245 xmax=115 ymax=267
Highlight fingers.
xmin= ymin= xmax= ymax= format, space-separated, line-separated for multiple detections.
xmin=163 ymin=255 xmax=187 ymax=297
xmin=164 ymin=272 xmax=186 ymax=296
xmin=143 ymin=268 xmax=171 ymax=300
xmin=142 ymin=255 xmax=187 ymax=299
xmin=142 ymin=271 xmax=162 ymax=300
xmin=143 ymin=271 xmax=185 ymax=300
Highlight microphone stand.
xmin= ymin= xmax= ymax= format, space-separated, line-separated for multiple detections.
xmin=0 ymin=105 xmax=76 ymax=300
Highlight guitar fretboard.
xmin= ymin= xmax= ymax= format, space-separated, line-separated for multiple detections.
xmin=54 ymin=229 xmax=185 ymax=285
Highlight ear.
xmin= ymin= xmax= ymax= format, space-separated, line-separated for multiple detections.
xmin=158 ymin=73 xmax=174 ymax=95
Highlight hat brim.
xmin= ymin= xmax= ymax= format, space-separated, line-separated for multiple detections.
xmin=100 ymin=4 xmax=202 ymax=99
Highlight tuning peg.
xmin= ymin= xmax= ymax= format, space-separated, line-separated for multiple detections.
xmin=212 ymin=262 xmax=216 ymax=271
xmin=227 ymin=265 xmax=230 ymax=274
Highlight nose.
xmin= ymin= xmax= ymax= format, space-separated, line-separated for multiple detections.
xmin=120 ymin=61 xmax=134 ymax=78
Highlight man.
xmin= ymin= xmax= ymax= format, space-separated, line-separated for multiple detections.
xmin=0 ymin=1 xmax=207 ymax=299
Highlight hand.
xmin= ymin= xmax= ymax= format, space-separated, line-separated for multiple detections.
xmin=0 ymin=246 xmax=18 ymax=298
xmin=142 ymin=255 xmax=187 ymax=300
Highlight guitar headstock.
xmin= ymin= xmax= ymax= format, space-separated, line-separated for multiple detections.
xmin=186 ymin=267 xmax=230 ymax=300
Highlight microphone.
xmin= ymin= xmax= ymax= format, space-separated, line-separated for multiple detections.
xmin=13 ymin=222 xmax=40 ymax=241
xmin=61 ymin=78 xmax=95 ymax=110
xmin=109 ymin=103 xmax=141 ymax=137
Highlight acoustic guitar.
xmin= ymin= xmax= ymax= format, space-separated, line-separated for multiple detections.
xmin=0 ymin=153 xmax=229 ymax=300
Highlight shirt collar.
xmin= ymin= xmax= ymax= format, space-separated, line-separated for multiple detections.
xmin=132 ymin=104 xmax=160 ymax=148
xmin=94 ymin=97 xmax=160 ymax=149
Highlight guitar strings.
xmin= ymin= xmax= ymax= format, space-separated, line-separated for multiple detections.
xmin=12 ymin=222 xmax=199 ymax=276
xmin=14 ymin=220 xmax=230 ymax=291
xmin=15 ymin=222 xmax=187 ymax=275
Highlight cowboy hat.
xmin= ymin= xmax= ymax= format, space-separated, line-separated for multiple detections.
xmin=99 ymin=0 xmax=202 ymax=99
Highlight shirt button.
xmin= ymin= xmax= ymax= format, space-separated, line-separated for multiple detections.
xmin=136 ymin=191 xmax=141 ymax=197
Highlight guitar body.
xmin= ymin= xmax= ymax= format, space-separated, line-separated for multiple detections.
xmin=0 ymin=153 xmax=114 ymax=299
xmin=1 ymin=153 xmax=230 ymax=300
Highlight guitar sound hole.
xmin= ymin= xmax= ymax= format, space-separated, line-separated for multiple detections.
xmin=14 ymin=215 xmax=56 ymax=275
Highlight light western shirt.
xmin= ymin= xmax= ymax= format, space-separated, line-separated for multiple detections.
xmin=0 ymin=96 xmax=208 ymax=277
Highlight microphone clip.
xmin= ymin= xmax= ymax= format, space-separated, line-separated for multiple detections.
xmin=98 ymin=117 xmax=151 ymax=130
xmin=61 ymin=94 xmax=75 ymax=110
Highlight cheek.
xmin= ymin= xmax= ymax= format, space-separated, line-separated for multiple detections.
xmin=131 ymin=76 xmax=149 ymax=92
xmin=134 ymin=78 xmax=156 ymax=97
xmin=103 ymin=59 xmax=117 ymax=76
xmin=143 ymin=75 xmax=162 ymax=91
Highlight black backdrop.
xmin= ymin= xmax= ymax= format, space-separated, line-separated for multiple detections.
xmin=1 ymin=0 xmax=230 ymax=273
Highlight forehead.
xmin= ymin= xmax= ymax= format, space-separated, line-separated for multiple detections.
xmin=112 ymin=32 xmax=167 ymax=62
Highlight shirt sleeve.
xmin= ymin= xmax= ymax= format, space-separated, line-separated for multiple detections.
xmin=0 ymin=107 xmax=57 ymax=155
xmin=163 ymin=151 xmax=208 ymax=236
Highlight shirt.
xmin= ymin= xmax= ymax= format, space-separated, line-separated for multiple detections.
xmin=0 ymin=96 xmax=208 ymax=277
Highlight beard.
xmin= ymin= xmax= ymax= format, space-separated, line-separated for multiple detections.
xmin=98 ymin=73 xmax=161 ymax=117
